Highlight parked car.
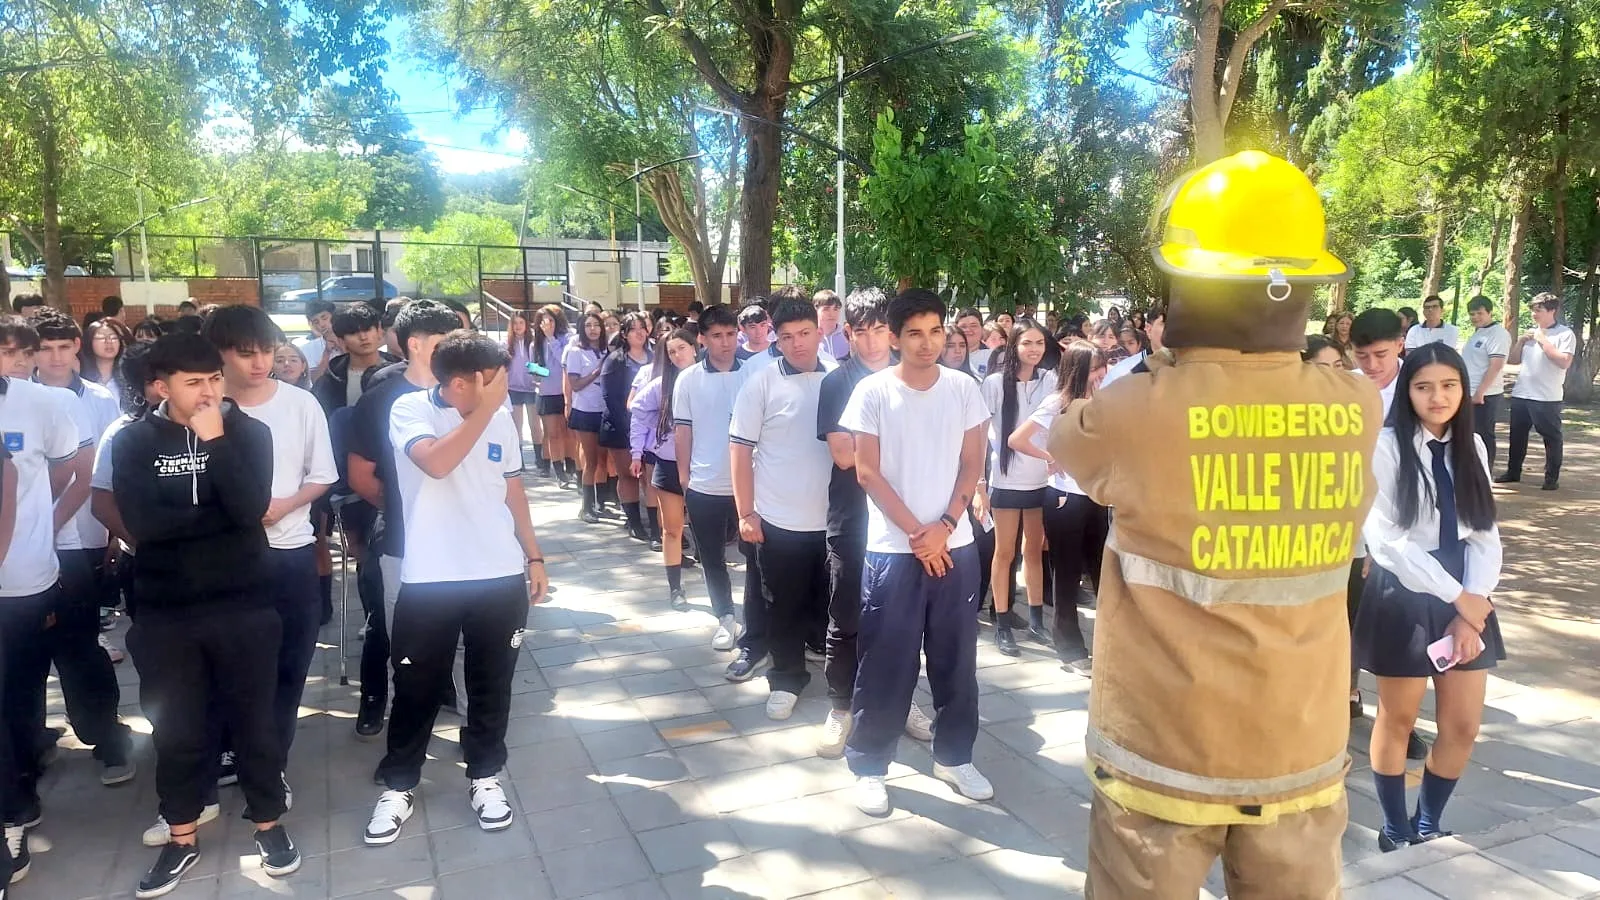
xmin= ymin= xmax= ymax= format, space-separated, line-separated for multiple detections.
xmin=17 ymin=262 xmax=89 ymax=277
xmin=276 ymin=275 xmax=397 ymax=311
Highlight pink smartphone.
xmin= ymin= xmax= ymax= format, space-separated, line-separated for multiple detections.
xmin=1427 ymin=635 xmax=1457 ymax=672
xmin=1428 ymin=634 xmax=1486 ymax=672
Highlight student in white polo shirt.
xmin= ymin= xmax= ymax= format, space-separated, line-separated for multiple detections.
xmin=1462 ymin=296 xmax=1510 ymax=466
xmin=365 ymin=331 xmax=548 ymax=847
xmin=673 ymin=305 xmax=760 ymax=661
xmin=203 ymin=306 xmax=337 ymax=780
xmin=730 ymin=299 xmax=835 ymax=721
xmin=1500 ymin=292 xmax=1577 ymax=491
xmin=1405 ymin=295 xmax=1459 ymax=351
xmin=28 ymin=310 xmax=133 ymax=786
xmin=0 ymin=314 xmax=79 ymax=882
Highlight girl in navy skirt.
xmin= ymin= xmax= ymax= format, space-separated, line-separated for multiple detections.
xmin=1356 ymin=342 xmax=1505 ymax=852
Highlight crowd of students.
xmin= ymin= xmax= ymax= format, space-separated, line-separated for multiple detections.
xmin=0 ymin=274 xmax=1575 ymax=897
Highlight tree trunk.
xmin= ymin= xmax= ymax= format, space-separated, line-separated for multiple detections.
xmin=1472 ymin=202 xmax=1503 ymax=295
xmin=1423 ymin=208 xmax=1448 ymax=298
xmin=641 ymin=167 xmax=722 ymax=310
xmin=1552 ymin=151 xmax=1569 ymax=298
xmin=738 ymin=92 xmax=787 ymax=299
xmin=39 ymin=102 xmax=67 ymax=311
xmin=1329 ymin=280 xmax=1348 ymax=314
xmin=1190 ymin=2 xmax=1226 ymax=164
xmin=1500 ymin=189 xmax=1532 ymax=333
xmin=1563 ymin=218 xmax=1600 ymax=402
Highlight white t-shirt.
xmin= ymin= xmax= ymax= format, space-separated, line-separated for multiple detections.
xmin=1405 ymin=322 xmax=1459 ymax=350
xmin=839 ymin=367 xmax=990 ymax=554
xmin=1100 ymin=350 xmax=1147 ymax=388
xmin=1462 ymin=324 xmax=1511 ymax=396
xmin=389 ymin=389 xmax=525 ymax=585
xmin=235 ymin=382 xmax=337 ymax=550
xmin=295 ymin=334 xmax=328 ymax=369
xmin=1026 ymin=395 xmax=1083 ymax=495
xmin=1511 ymin=324 xmax=1577 ymax=402
xmin=728 ymin=357 xmax=835 ymax=533
xmin=52 ymin=377 xmax=121 ymax=550
xmin=672 ymin=359 xmax=752 ymax=496
xmin=980 ymin=370 xmax=1057 ymax=491
xmin=0 ymin=378 xmax=79 ymax=596
xmin=561 ymin=343 xmax=607 ymax=413
xmin=91 ymin=413 xmax=137 ymax=555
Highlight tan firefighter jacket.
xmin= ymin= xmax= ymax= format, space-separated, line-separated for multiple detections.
xmin=1049 ymin=348 xmax=1381 ymax=823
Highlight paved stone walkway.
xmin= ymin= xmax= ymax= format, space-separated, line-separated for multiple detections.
xmin=18 ymin=466 xmax=1600 ymax=899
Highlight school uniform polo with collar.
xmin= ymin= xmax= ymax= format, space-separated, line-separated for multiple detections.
xmin=672 ymin=357 xmax=758 ymax=625
xmin=729 ymin=354 xmax=835 ymax=696
xmin=1355 ymin=427 xmax=1505 ymax=677
xmin=376 ymin=387 xmax=530 ymax=791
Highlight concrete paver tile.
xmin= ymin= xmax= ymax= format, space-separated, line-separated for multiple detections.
xmin=542 ymin=836 xmax=654 ymax=899
xmin=1405 ymin=850 xmax=1571 ymax=900
xmin=635 ymin=819 xmax=746 ymax=875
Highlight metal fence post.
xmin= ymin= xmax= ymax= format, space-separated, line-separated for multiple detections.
xmin=313 ymin=239 xmax=324 ymax=302
xmin=372 ymin=229 xmax=384 ymax=307
xmin=254 ymin=237 xmax=264 ymax=308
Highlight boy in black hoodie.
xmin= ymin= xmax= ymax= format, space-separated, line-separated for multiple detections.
xmin=112 ymin=334 xmax=301 ymax=898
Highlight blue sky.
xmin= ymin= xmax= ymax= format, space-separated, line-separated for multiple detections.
xmin=381 ymin=17 xmax=527 ymax=174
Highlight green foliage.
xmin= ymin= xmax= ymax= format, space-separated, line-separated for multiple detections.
xmin=170 ymin=151 xmax=374 ymax=239
xmin=859 ymin=110 xmax=1058 ymax=308
xmin=357 ymin=148 xmax=446 ymax=231
xmin=398 ymin=211 xmax=519 ymax=297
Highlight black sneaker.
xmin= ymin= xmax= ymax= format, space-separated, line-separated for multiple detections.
xmin=1377 ymin=830 xmax=1426 ymax=853
xmin=627 ymin=522 xmax=651 ymax=542
xmin=14 ymin=801 xmax=39 ymax=831
xmin=650 ymin=537 xmax=664 ymax=552
xmin=1406 ymin=731 xmax=1429 ymax=760
xmin=355 ymin=695 xmax=386 ymax=739
xmin=1494 ymin=473 xmax=1520 ymax=484
xmin=136 ymin=841 xmax=201 ymax=898
xmin=669 ymin=589 xmax=689 ymax=611
xmin=1350 ymin=692 xmax=1364 ymax=719
xmin=995 ymin=625 xmax=1020 ymax=657
xmin=216 ymin=751 xmax=238 ymax=787
xmin=1541 ymin=479 xmax=1559 ymax=491
xmin=5 ymin=825 xmax=28 ymax=884
xmin=253 ymin=824 xmax=301 ymax=877
xmin=724 ymin=649 xmax=768 ymax=682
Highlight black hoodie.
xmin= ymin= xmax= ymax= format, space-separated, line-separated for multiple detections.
xmin=312 ymin=350 xmax=401 ymax=416
xmin=111 ymin=400 xmax=274 ymax=617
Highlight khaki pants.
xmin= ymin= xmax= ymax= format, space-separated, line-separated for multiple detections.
xmin=1086 ymin=789 xmax=1346 ymax=900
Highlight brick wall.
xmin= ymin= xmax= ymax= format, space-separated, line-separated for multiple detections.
xmin=64 ymin=278 xmax=125 ymax=322
xmin=184 ymin=278 xmax=259 ymax=307
xmin=481 ymin=280 xmax=533 ymax=308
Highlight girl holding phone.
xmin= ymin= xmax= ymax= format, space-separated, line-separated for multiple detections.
xmin=1356 ymin=342 xmax=1504 ymax=852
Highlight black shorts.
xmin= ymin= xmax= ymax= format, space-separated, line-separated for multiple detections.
xmin=989 ymin=487 xmax=1045 ymax=510
xmin=536 ymin=394 xmax=566 ymax=417
xmin=598 ymin=414 xmax=630 ymax=450
xmin=510 ymin=390 xmax=538 ymax=406
xmin=651 ymin=461 xmax=683 ymax=496
xmin=568 ymin=409 xmax=604 ymax=433
xmin=642 ymin=451 xmax=659 ymax=466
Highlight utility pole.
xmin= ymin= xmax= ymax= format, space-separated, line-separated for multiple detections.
xmin=634 ymin=158 xmax=645 ymax=311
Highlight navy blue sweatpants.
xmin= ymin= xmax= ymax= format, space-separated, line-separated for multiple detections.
xmin=845 ymin=544 xmax=980 ymax=777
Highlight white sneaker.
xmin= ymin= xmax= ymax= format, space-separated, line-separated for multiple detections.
xmin=817 ymin=709 xmax=852 ymax=758
xmin=363 ymin=790 xmax=415 ymax=845
xmin=765 ymin=690 xmax=799 ymax=721
xmin=468 ymin=777 xmax=514 ymax=831
xmin=216 ymin=751 xmax=238 ymax=787
xmin=141 ymin=804 xmax=220 ymax=847
xmin=904 ymin=704 xmax=935 ymax=742
xmin=711 ymin=615 xmax=739 ymax=651
xmin=854 ymin=775 xmax=889 ymax=815
xmin=933 ymin=762 xmax=994 ymax=801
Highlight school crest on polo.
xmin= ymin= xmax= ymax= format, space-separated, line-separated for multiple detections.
xmin=487 ymin=442 xmax=503 ymax=462
xmin=3 ymin=432 xmax=22 ymax=453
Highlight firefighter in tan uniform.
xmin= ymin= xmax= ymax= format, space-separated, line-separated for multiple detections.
xmin=1049 ymin=151 xmax=1382 ymax=899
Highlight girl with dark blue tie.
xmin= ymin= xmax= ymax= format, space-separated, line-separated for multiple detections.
xmin=1356 ymin=342 xmax=1506 ymax=852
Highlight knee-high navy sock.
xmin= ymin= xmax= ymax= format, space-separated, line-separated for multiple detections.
xmin=1414 ymin=768 xmax=1458 ymax=834
xmin=1373 ymin=771 xmax=1414 ymax=838
xmin=646 ymin=506 xmax=661 ymax=541
xmin=666 ymin=564 xmax=682 ymax=593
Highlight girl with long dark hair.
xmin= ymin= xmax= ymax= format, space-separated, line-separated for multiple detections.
xmin=1008 ymin=340 xmax=1108 ymax=670
xmin=1356 ymin=342 xmax=1504 ymax=852
xmin=80 ymin=317 xmax=132 ymax=395
xmin=534 ymin=305 xmax=577 ymax=487
xmin=977 ymin=321 xmax=1057 ymax=655
xmin=506 ymin=311 xmax=542 ymax=458
xmin=564 ymin=312 xmax=610 ymax=522
xmin=600 ymin=313 xmax=655 ymax=540
xmin=630 ymin=329 xmax=700 ymax=609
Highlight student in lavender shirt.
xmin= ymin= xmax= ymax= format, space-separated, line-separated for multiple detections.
xmin=630 ymin=329 xmax=701 ymax=610
xmin=813 ymin=289 xmax=850 ymax=361
xmin=533 ymin=305 xmax=577 ymax=488
xmin=505 ymin=311 xmax=543 ymax=464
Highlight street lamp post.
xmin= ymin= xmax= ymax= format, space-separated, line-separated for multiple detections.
xmin=836 ymin=55 xmax=845 ymax=297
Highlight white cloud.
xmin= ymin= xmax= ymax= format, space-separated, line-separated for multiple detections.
xmin=418 ymin=128 xmax=528 ymax=175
